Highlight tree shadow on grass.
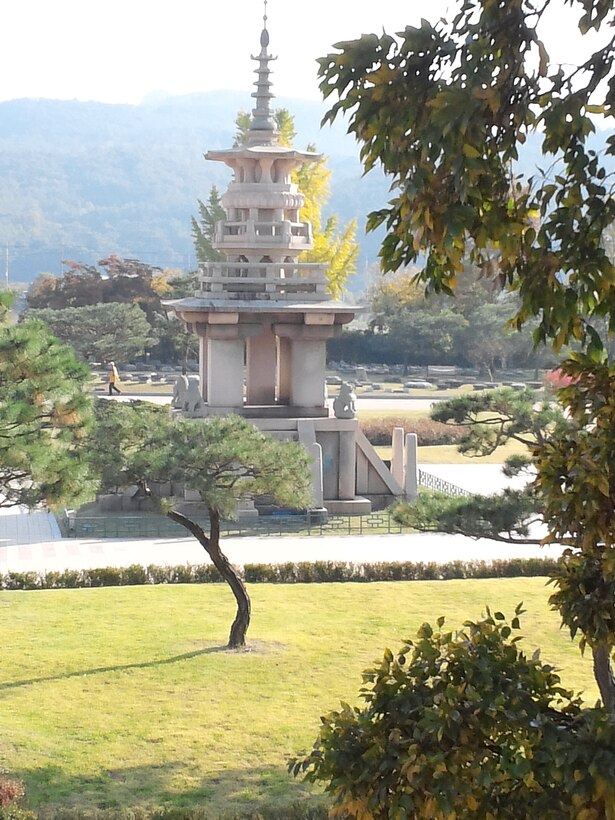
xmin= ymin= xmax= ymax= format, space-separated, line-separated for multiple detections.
xmin=0 ymin=646 xmax=230 ymax=691
xmin=21 ymin=760 xmax=328 ymax=819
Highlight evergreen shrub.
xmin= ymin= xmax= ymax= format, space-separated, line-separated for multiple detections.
xmin=0 ymin=559 xmax=559 ymax=591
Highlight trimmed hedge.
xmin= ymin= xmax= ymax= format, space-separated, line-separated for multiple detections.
xmin=0 ymin=558 xmax=559 ymax=591
xmin=360 ymin=416 xmax=464 ymax=447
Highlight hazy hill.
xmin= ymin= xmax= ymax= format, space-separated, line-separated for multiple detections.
xmin=0 ymin=93 xmax=610 ymax=294
xmin=0 ymin=93 xmax=389 ymax=293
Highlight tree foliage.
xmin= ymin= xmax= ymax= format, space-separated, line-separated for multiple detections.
xmin=387 ymin=307 xmax=468 ymax=373
xmin=26 ymin=255 xmax=191 ymax=364
xmin=317 ymin=0 xmax=615 ymax=711
xmin=90 ymin=399 xmax=166 ymax=494
xmin=394 ymin=382 xmax=615 ymax=705
xmin=368 ymin=266 xmax=548 ymax=374
xmin=0 ymin=292 xmax=94 ymax=509
xmin=318 ymin=1 xmax=615 ymax=351
xmin=295 ymin=608 xmax=615 ymax=818
xmin=391 ymin=387 xmax=557 ymax=544
xmin=27 ymin=256 xmax=165 ymax=320
xmin=537 ymin=355 xmax=615 ymax=708
xmin=88 ymin=405 xmax=312 ymax=648
xmin=191 ymin=185 xmax=225 ymax=266
xmin=394 ymin=487 xmax=543 ymax=545
xmin=28 ymin=302 xmax=156 ymax=364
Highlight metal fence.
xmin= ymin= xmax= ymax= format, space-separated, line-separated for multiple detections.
xmin=61 ymin=471 xmax=471 ymax=540
xmin=62 ymin=510 xmax=407 ymax=540
xmin=418 ymin=469 xmax=471 ymax=497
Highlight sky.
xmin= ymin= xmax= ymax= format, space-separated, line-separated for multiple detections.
xmin=0 ymin=0 xmax=599 ymax=106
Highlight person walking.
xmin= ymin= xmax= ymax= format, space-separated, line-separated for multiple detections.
xmin=107 ymin=361 xmax=121 ymax=395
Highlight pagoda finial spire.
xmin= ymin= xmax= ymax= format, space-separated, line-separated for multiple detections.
xmin=246 ymin=0 xmax=278 ymax=146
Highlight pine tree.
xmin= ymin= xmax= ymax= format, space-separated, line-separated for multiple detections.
xmin=0 ymin=292 xmax=94 ymax=509
xmin=191 ymin=186 xmax=225 ymax=266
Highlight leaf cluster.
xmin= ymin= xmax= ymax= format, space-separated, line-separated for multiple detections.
xmin=392 ymin=487 xmax=542 ymax=545
xmin=294 ymin=609 xmax=615 ymax=818
xmin=28 ymin=302 xmax=157 ymax=364
xmin=529 ymin=356 xmax=615 ymax=667
xmin=191 ymin=185 xmax=225 ymax=266
xmin=88 ymin=405 xmax=313 ymax=519
xmin=318 ymin=0 xmax=615 ymax=351
xmin=0 ymin=315 xmax=94 ymax=509
xmin=431 ymin=386 xmax=564 ymax=456
xmin=25 ymin=254 xmax=198 ymax=364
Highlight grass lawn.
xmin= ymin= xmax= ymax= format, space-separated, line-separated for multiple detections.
xmin=1 ymin=579 xmax=597 ymax=816
xmin=374 ymin=439 xmax=529 ymax=465
xmin=92 ymin=379 xmax=173 ymax=395
xmin=357 ymin=408 xmax=429 ymax=421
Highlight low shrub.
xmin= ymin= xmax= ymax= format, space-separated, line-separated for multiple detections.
xmin=0 ymin=772 xmax=34 ymax=820
xmin=0 ymin=558 xmax=559 ymax=591
xmin=293 ymin=608 xmax=615 ymax=817
xmin=360 ymin=416 xmax=464 ymax=447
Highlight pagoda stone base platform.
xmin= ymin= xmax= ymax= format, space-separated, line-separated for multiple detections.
xmin=249 ymin=416 xmax=404 ymax=515
xmin=198 ymin=404 xmax=330 ymax=419
xmin=324 ymin=497 xmax=372 ymax=515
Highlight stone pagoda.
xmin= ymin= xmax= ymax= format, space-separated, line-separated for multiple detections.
xmin=166 ymin=8 xmax=404 ymax=513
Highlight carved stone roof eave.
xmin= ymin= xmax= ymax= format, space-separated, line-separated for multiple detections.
xmin=205 ymin=146 xmax=322 ymax=163
xmin=162 ymin=296 xmax=363 ymax=317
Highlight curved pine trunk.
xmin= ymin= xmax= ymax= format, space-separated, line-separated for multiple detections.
xmin=592 ymin=642 xmax=615 ymax=710
xmin=166 ymin=507 xmax=251 ymax=648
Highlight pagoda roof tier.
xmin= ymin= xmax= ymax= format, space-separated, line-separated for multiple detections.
xmin=205 ymin=145 xmax=321 ymax=163
xmin=163 ymin=296 xmax=360 ymax=320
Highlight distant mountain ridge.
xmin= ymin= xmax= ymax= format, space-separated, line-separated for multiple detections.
xmin=0 ymin=92 xmax=387 ymax=292
xmin=0 ymin=93 xmax=610 ymax=294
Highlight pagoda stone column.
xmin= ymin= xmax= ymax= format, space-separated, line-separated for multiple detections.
xmin=290 ymin=341 xmax=326 ymax=408
xmin=338 ymin=430 xmax=356 ymax=500
xmin=277 ymin=336 xmax=291 ymax=404
xmin=198 ymin=335 xmax=208 ymax=402
xmin=206 ymin=320 xmax=263 ymax=410
xmin=207 ymin=337 xmax=245 ymax=407
xmin=246 ymin=324 xmax=277 ymax=405
xmin=274 ymin=323 xmax=334 ymax=409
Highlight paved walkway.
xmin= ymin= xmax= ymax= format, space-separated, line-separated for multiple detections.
xmin=0 ymin=465 xmax=559 ymax=575
xmin=0 ymin=530 xmax=562 ymax=575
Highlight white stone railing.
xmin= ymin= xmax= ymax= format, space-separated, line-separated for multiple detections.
xmin=215 ymin=219 xmax=312 ymax=247
xmin=199 ymin=261 xmax=328 ymax=301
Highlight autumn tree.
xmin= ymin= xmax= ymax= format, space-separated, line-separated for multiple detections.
xmin=318 ymin=0 xmax=615 ymax=708
xmin=26 ymin=256 xmax=165 ymax=321
xmin=26 ymin=255 xmax=191 ymax=364
xmin=90 ymin=404 xmax=312 ymax=648
xmin=368 ymin=262 xmax=547 ymax=373
xmin=0 ymin=292 xmax=94 ymax=509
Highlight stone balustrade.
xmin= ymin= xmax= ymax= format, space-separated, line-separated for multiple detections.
xmin=199 ymin=261 xmax=328 ymax=301
xmin=215 ymin=219 xmax=312 ymax=247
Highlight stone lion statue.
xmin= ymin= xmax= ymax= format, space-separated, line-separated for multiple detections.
xmin=333 ymin=381 xmax=357 ymax=419
xmin=172 ymin=374 xmax=189 ymax=409
xmin=172 ymin=374 xmax=203 ymax=416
